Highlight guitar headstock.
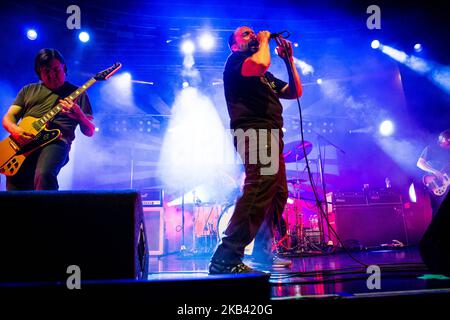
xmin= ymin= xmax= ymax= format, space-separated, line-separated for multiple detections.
xmin=94 ymin=62 xmax=122 ymax=81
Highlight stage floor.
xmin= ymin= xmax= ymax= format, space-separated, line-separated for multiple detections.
xmin=148 ymin=246 xmax=450 ymax=301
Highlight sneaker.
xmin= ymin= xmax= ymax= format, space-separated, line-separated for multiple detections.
xmin=272 ymin=256 xmax=292 ymax=268
xmin=250 ymin=255 xmax=292 ymax=268
xmin=209 ymin=261 xmax=267 ymax=275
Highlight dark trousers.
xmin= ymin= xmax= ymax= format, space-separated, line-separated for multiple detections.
xmin=6 ymin=140 xmax=70 ymax=191
xmin=211 ymin=129 xmax=288 ymax=265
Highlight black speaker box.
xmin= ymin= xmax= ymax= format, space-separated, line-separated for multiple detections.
xmin=420 ymin=193 xmax=450 ymax=275
xmin=0 ymin=190 xmax=148 ymax=283
xmin=334 ymin=204 xmax=408 ymax=248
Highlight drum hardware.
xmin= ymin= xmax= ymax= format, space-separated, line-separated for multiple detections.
xmin=192 ymin=202 xmax=221 ymax=255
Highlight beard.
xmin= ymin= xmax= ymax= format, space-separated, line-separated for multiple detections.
xmin=239 ymin=39 xmax=259 ymax=53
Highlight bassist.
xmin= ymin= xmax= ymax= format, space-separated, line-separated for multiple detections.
xmin=417 ymin=130 xmax=450 ymax=216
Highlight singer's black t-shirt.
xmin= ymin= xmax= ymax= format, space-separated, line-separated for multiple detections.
xmin=223 ymin=51 xmax=287 ymax=130
xmin=13 ymin=82 xmax=93 ymax=145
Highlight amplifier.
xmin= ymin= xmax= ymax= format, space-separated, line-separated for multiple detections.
xmin=333 ymin=191 xmax=368 ymax=206
xmin=141 ymin=188 xmax=164 ymax=207
xmin=367 ymin=189 xmax=402 ymax=204
xmin=143 ymin=207 xmax=165 ymax=255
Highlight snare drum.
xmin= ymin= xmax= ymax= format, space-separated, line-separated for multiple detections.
xmin=217 ymin=203 xmax=254 ymax=255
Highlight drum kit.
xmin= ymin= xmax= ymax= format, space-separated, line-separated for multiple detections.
xmin=189 ymin=139 xmax=321 ymax=255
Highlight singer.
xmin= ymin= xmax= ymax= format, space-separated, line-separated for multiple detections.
xmin=209 ymin=26 xmax=302 ymax=274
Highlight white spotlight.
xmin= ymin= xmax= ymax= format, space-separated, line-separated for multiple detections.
xmin=79 ymin=31 xmax=90 ymax=43
xmin=182 ymin=81 xmax=190 ymax=88
xmin=414 ymin=43 xmax=423 ymax=52
xmin=316 ymin=78 xmax=323 ymax=85
xmin=181 ymin=40 xmax=195 ymax=54
xmin=27 ymin=29 xmax=37 ymax=40
xmin=409 ymin=183 xmax=417 ymax=203
xmin=199 ymin=33 xmax=215 ymax=51
xmin=379 ymin=120 xmax=394 ymax=136
xmin=122 ymin=72 xmax=132 ymax=81
xmin=371 ymin=40 xmax=380 ymax=49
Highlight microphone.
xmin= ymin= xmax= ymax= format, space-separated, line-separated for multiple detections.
xmin=269 ymin=30 xmax=290 ymax=39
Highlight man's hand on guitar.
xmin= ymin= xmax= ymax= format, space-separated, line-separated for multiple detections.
xmin=10 ymin=126 xmax=35 ymax=145
xmin=433 ymin=170 xmax=446 ymax=182
xmin=60 ymin=98 xmax=82 ymax=120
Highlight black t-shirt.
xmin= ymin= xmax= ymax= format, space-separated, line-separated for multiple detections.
xmin=13 ymin=82 xmax=93 ymax=145
xmin=223 ymin=51 xmax=287 ymax=130
xmin=420 ymin=144 xmax=450 ymax=172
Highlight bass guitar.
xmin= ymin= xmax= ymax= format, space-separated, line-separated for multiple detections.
xmin=423 ymin=172 xmax=450 ymax=196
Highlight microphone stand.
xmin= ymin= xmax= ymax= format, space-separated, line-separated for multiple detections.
xmin=313 ymin=130 xmax=345 ymax=247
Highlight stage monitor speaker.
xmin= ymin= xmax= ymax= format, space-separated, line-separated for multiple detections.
xmin=420 ymin=193 xmax=450 ymax=275
xmin=143 ymin=207 xmax=164 ymax=255
xmin=333 ymin=204 xmax=408 ymax=248
xmin=0 ymin=190 xmax=148 ymax=283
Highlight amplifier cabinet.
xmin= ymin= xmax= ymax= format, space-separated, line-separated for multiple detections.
xmin=143 ymin=207 xmax=165 ymax=255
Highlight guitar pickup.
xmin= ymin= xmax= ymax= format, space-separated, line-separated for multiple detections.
xmin=8 ymin=139 xmax=20 ymax=152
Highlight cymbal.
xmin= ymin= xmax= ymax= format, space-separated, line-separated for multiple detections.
xmin=283 ymin=140 xmax=313 ymax=162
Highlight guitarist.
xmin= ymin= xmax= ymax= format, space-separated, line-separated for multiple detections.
xmin=1 ymin=48 xmax=95 ymax=190
xmin=417 ymin=129 xmax=450 ymax=216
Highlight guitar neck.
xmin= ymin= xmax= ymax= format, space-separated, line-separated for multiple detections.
xmin=33 ymin=78 xmax=97 ymax=131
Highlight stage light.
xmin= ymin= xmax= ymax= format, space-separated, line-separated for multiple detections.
xmin=121 ymin=72 xmax=132 ymax=82
xmin=181 ymin=40 xmax=195 ymax=54
xmin=79 ymin=31 xmax=90 ymax=43
xmin=381 ymin=45 xmax=407 ymax=63
xmin=316 ymin=78 xmax=323 ymax=85
xmin=414 ymin=43 xmax=423 ymax=52
xmin=27 ymin=29 xmax=37 ymax=40
xmin=371 ymin=40 xmax=380 ymax=49
xmin=182 ymin=81 xmax=190 ymax=88
xmin=282 ymin=127 xmax=287 ymax=133
xmin=409 ymin=183 xmax=417 ymax=203
xmin=293 ymin=42 xmax=299 ymax=48
xmin=199 ymin=33 xmax=215 ymax=51
xmin=379 ymin=120 xmax=394 ymax=136
xmin=94 ymin=127 xmax=99 ymax=132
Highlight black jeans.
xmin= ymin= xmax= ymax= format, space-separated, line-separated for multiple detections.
xmin=6 ymin=140 xmax=70 ymax=191
xmin=211 ymin=129 xmax=288 ymax=265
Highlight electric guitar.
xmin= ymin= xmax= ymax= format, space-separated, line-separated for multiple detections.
xmin=423 ymin=171 xmax=450 ymax=196
xmin=0 ymin=62 xmax=122 ymax=176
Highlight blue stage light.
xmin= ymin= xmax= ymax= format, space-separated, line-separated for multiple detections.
xmin=27 ymin=29 xmax=37 ymax=40
xmin=181 ymin=40 xmax=195 ymax=54
xmin=79 ymin=31 xmax=90 ymax=43
xmin=371 ymin=40 xmax=380 ymax=49
xmin=414 ymin=43 xmax=423 ymax=52
xmin=198 ymin=33 xmax=215 ymax=51
xmin=379 ymin=120 xmax=394 ymax=136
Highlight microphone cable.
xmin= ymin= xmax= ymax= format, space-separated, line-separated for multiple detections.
xmin=275 ymin=35 xmax=368 ymax=268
